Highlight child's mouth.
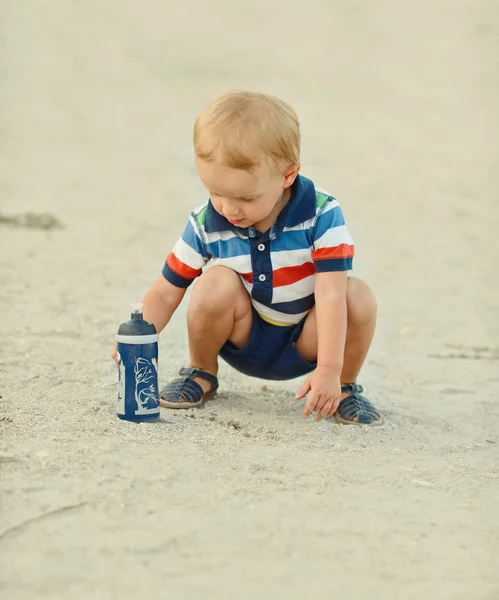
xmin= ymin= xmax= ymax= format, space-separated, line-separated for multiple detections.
xmin=228 ymin=218 xmax=246 ymax=226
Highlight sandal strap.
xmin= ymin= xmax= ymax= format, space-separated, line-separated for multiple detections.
xmin=179 ymin=367 xmax=218 ymax=393
xmin=341 ymin=383 xmax=364 ymax=395
xmin=338 ymin=383 xmax=379 ymax=424
xmin=160 ymin=367 xmax=218 ymax=405
xmin=161 ymin=377 xmax=204 ymax=404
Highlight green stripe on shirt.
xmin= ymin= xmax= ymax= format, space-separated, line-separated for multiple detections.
xmin=315 ymin=191 xmax=329 ymax=209
xmin=197 ymin=205 xmax=208 ymax=227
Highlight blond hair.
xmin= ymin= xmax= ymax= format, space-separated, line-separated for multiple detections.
xmin=193 ymin=90 xmax=300 ymax=174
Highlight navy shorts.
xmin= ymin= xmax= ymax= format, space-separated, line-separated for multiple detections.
xmin=219 ymin=308 xmax=316 ymax=381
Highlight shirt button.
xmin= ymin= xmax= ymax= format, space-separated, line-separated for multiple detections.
xmin=258 ymin=274 xmax=266 ymax=282
xmin=258 ymin=243 xmax=265 ymax=251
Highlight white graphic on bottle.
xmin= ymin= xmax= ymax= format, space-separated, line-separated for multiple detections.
xmin=117 ymin=351 xmax=125 ymax=415
xmin=134 ymin=357 xmax=159 ymax=414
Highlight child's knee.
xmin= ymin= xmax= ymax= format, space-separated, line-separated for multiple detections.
xmin=190 ymin=266 xmax=243 ymax=313
xmin=347 ymin=277 xmax=377 ymax=326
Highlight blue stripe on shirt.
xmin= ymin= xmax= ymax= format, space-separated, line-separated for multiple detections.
xmin=162 ymin=263 xmax=195 ymax=288
xmin=182 ymin=220 xmax=208 ymax=257
xmin=314 ymin=258 xmax=353 ymax=272
xmin=313 ymin=205 xmax=345 ymax=241
xmin=269 ymin=293 xmax=316 ymax=315
xmin=205 ymin=235 xmax=249 ymax=259
xmin=270 ymin=230 xmax=313 ymax=252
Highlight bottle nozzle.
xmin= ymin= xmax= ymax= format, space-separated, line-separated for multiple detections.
xmin=130 ymin=302 xmax=143 ymax=319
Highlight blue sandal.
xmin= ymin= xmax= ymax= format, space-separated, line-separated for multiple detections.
xmin=159 ymin=367 xmax=219 ymax=409
xmin=335 ymin=383 xmax=381 ymax=425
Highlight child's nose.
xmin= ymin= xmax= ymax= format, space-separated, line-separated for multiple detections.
xmin=223 ymin=204 xmax=242 ymax=220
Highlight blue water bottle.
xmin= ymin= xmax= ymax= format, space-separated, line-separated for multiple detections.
xmin=116 ymin=303 xmax=160 ymax=422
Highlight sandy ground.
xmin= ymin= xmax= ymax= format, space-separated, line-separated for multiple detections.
xmin=1 ymin=1 xmax=499 ymax=598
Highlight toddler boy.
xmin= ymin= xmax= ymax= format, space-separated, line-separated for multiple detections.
xmin=113 ymin=91 xmax=379 ymax=424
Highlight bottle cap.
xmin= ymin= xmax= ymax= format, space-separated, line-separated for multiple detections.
xmin=130 ymin=302 xmax=143 ymax=320
xmin=117 ymin=302 xmax=157 ymax=336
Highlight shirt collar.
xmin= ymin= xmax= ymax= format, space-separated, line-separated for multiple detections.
xmin=204 ymin=174 xmax=317 ymax=234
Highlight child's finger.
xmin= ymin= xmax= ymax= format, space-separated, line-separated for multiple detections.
xmin=316 ymin=398 xmax=335 ymax=421
xmin=327 ymin=396 xmax=341 ymax=418
xmin=111 ymin=341 xmax=118 ymax=365
xmin=295 ymin=379 xmax=311 ymax=400
xmin=303 ymin=392 xmax=319 ymax=418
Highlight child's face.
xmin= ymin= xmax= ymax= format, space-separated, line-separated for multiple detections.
xmin=195 ymin=156 xmax=299 ymax=230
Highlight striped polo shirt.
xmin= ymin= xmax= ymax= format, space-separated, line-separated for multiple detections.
xmin=162 ymin=175 xmax=354 ymax=326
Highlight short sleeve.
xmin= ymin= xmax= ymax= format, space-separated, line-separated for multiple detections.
xmin=162 ymin=216 xmax=209 ymax=288
xmin=312 ymin=199 xmax=354 ymax=272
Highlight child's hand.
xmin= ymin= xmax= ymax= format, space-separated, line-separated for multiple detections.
xmin=111 ymin=341 xmax=118 ymax=365
xmin=296 ymin=367 xmax=342 ymax=421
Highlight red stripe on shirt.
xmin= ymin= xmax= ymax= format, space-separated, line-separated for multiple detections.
xmin=312 ymin=244 xmax=355 ymax=261
xmin=166 ymin=253 xmax=202 ymax=280
xmin=273 ymin=262 xmax=316 ymax=288
xmin=240 ymin=263 xmax=315 ymax=287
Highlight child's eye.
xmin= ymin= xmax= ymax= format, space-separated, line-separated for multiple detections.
xmin=239 ymin=197 xmax=256 ymax=202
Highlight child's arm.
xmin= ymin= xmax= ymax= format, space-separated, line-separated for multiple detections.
xmin=111 ymin=276 xmax=185 ymax=364
xmin=295 ymin=272 xmax=347 ymax=419
xmin=141 ymin=275 xmax=187 ymax=334
xmin=314 ymin=270 xmax=347 ymax=373
xmin=112 ymin=211 xmax=209 ymax=363
xmin=295 ymin=193 xmax=354 ymax=419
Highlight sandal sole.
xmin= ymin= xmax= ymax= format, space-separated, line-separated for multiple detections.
xmin=159 ymin=390 xmax=216 ymax=409
xmin=334 ymin=412 xmax=383 ymax=426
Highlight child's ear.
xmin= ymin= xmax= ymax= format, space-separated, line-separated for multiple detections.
xmin=283 ymin=164 xmax=300 ymax=188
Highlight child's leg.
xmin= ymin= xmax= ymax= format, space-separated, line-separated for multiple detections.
xmin=341 ymin=278 xmax=377 ymax=384
xmin=294 ymin=277 xmax=377 ymax=417
xmin=186 ymin=266 xmax=253 ymax=393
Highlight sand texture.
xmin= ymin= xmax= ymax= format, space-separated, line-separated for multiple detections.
xmin=1 ymin=1 xmax=498 ymax=599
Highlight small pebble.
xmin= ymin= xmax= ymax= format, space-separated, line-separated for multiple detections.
xmin=411 ymin=479 xmax=433 ymax=488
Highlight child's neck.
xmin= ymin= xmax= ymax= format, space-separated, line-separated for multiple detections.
xmin=253 ymin=188 xmax=291 ymax=233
